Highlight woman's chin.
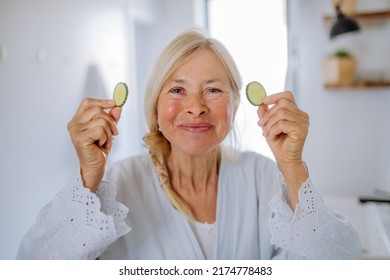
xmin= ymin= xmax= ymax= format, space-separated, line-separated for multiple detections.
xmin=171 ymin=142 xmax=220 ymax=157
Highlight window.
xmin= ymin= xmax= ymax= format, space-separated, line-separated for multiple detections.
xmin=208 ymin=0 xmax=288 ymax=160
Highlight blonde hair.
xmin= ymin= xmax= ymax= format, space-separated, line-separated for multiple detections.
xmin=143 ymin=27 xmax=242 ymax=218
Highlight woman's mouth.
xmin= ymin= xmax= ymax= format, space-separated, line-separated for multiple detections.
xmin=179 ymin=123 xmax=213 ymax=133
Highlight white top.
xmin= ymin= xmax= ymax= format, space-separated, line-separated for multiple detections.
xmin=188 ymin=220 xmax=216 ymax=259
xmin=16 ymin=148 xmax=362 ymax=259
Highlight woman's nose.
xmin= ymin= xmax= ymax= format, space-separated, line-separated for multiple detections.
xmin=186 ymin=94 xmax=208 ymax=116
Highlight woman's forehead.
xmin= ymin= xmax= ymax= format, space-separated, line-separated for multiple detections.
xmin=165 ymin=50 xmax=230 ymax=83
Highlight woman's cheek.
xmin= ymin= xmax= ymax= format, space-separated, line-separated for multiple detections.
xmin=158 ymin=100 xmax=182 ymax=127
xmin=165 ymin=102 xmax=180 ymax=116
xmin=214 ymin=101 xmax=233 ymax=127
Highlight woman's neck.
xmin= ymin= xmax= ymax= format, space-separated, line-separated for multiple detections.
xmin=166 ymin=147 xmax=220 ymax=223
xmin=166 ymin=147 xmax=220 ymax=194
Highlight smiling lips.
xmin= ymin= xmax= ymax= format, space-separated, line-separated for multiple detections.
xmin=179 ymin=123 xmax=213 ymax=133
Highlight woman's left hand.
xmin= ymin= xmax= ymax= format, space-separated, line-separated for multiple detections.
xmin=257 ymin=91 xmax=309 ymax=209
xmin=257 ymin=91 xmax=309 ymax=170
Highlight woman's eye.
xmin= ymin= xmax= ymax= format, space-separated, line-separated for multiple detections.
xmin=205 ymin=88 xmax=223 ymax=96
xmin=170 ymin=88 xmax=184 ymax=95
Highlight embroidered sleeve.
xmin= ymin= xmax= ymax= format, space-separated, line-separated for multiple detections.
xmin=16 ymin=173 xmax=131 ymax=260
xmin=269 ymin=175 xmax=361 ymax=259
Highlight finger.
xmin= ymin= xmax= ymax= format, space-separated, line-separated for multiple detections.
xmin=74 ymin=107 xmax=119 ymax=136
xmin=108 ymin=106 xmax=122 ymax=123
xmin=263 ymin=90 xmax=296 ymax=106
xmin=257 ymin=104 xmax=268 ymax=119
xmin=74 ymin=98 xmax=115 ymax=118
xmin=262 ymin=108 xmax=298 ymax=133
xmin=265 ymin=117 xmax=308 ymax=141
xmin=77 ymin=106 xmax=106 ymax=122
xmin=259 ymin=98 xmax=296 ymax=127
xmin=89 ymin=108 xmax=119 ymax=136
xmin=79 ymin=118 xmax=114 ymax=147
xmin=262 ymin=111 xmax=309 ymax=139
xmin=96 ymin=127 xmax=109 ymax=148
xmin=265 ymin=120 xmax=298 ymax=140
xmin=79 ymin=126 xmax=111 ymax=150
xmin=257 ymin=104 xmax=269 ymax=126
xmin=70 ymin=98 xmax=116 ymax=130
xmin=70 ymin=121 xmax=109 ymax=149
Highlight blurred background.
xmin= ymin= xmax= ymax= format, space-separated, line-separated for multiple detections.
xmin=1 ymin=0 xmax=390 ymax=259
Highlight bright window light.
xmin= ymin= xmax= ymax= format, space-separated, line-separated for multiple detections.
xmin=208 ymin=0 xmax=288 ymax=161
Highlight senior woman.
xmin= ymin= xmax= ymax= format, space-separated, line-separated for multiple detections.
xmin=17 ymin=28 xmax=361 ymax=259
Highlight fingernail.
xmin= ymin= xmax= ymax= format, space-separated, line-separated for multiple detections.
xmin=259 ymin=119 xmax=265 ymax=126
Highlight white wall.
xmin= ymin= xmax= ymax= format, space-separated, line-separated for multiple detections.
xmin=0 ymin=0 xmax=204 ymax=259
xmin=288 ymin=0 xmax=390 ymax=258
xmin=0 ymin=0 xmax=133 ymax=260
xmin=288 ymin=0 xmax=390 ymax=197
xmin=4 ymin=0 xmax=388 ymax=260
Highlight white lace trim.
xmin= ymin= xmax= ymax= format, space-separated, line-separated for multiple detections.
xmin=96 ymin=180 xmax=130 ymax=236
xmin=29 ymin=173 xmax=131 ymax=259
xmin=269 ymin=174 xmax=358 ymax=259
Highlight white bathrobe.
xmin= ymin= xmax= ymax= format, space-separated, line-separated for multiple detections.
xmin=17 ymin=148 xmax=361 ymax=260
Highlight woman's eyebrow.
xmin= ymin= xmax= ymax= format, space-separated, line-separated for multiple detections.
xmin=204 ymin=79 xmax=223 ymax=85
xmin=165 ymin=78 xmax=224 ymax=87
xmin=171 ymin=79 xmax=222 ymax=83
xmin=171 ymin=79 xmax=186 ymax=84
xmin=161 ymin=79 xmax=186 ymax=90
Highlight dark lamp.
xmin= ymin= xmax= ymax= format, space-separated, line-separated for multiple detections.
xmin=330 ymin=5 xmax=360 ymax=39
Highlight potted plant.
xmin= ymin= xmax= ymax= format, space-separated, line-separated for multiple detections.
xmin=323 ymin=48 xmax=357 ymax=87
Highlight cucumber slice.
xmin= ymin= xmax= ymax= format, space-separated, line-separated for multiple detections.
xmin=245 ymin=81 xmax=267 ymax=106
xmin=113 ymin=82 xmax=128 ymax=107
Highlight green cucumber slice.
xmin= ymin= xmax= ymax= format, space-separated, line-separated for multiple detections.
xmin=113 ymin=82 xmax=128 ymax=107
xmin=245 ymin=81 xmax=267 ymax=106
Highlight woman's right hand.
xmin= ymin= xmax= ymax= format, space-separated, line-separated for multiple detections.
xmin=67 ymin=98 xmax=122 ymax=192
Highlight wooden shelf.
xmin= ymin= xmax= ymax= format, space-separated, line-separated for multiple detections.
xmin=325 ymin=80 xmax=390 ymax=89
xmin=323 ymin=9 xmax=390 ymax=90
xmin=324 ymin=10 xmax=390 ymax=24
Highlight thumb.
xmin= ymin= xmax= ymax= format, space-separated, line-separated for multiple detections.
xmin=109 ymin=106 xmax=122 ymax=123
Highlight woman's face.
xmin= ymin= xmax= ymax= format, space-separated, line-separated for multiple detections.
xmin=157 ymin=48 xmax=235 ymax=156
